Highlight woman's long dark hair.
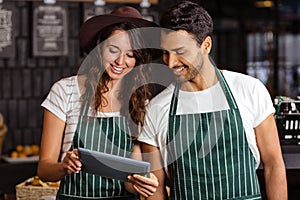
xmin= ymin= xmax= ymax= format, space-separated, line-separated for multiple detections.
xmin=80 ymin=23 xmax=152 ymax=133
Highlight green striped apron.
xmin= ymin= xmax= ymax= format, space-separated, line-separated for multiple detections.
xmin=167 ymin=68 xmax=262 ymax=199
xmin=56 ymin=101 xmax=138 ymax=200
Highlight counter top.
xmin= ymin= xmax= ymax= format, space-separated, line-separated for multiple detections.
xmin=0 ymin=160 xmax=38 ymax=194
xmin=0 ymin=145 xmax=300 ymax=197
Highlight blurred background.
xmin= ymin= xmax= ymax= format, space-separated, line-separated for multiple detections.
xmin=1 ymin=0 xmax=300 ymax=155
xmin=0 ymin=0 xmax=300 ymax=199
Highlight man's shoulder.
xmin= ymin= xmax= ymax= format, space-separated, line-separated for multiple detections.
xmin=223 ymin=70 xmax=257 ymax=80
xmin=222 ymin=70 xmax=270 ymax=101
xmin=222 ymin=70 xmax=261 ymax=87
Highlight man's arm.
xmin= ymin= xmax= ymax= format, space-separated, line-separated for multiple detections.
xmin=142 ymin=142 xmax=167 ymax=200
xmin=255 ymin=114 xmax=287 ymax=200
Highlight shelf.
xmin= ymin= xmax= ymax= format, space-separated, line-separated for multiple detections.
xmin=10 ymin=0 xmax=159 ymax=4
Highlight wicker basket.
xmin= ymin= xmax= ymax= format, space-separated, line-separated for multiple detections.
xmin=16 ymin=177 xmax=59 ymax=200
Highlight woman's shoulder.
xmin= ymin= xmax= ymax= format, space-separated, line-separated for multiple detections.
xmin=50 ymin=75 xmax=78 ymax=92
xmin=55 ymin=75 xmax=77 ymax=86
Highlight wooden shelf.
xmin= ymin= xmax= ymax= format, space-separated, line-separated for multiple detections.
xmin=10 ymin=0 xmax=159 ymax=4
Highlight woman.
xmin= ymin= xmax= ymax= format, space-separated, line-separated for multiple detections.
xmin=38 ymin=6 xmax=159 ymax=199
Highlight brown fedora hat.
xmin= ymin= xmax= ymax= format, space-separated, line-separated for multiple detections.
xmin=79 ymin=6 xmax=159 ymax=54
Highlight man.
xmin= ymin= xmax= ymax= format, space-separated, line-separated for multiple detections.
xmin=138 ymin=1 xmax=287 ymax=199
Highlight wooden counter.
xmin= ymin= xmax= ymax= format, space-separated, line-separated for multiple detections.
xmin=0 ymin=160 xmax=38 ymax=195
xmin=0 ymin=145 xmax=300 ymax=199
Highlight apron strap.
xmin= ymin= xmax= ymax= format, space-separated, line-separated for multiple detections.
xmin=169 ymin=83 xmax=180 ymax=117
xmin=169 ymin=56 xmax=239 ymax=116
xmin=72 ymin=91 xmax=91 ymax=149
xmin=210 ymin=56 xmax=238 ymax=110
xmin=214 ymin=67 xmax=238 ymax=109
xmin=80 ymin=92 xmax=92 ymax=117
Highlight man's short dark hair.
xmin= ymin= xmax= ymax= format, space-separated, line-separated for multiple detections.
xmin=160 ymin=0 xmax=213 ymax=45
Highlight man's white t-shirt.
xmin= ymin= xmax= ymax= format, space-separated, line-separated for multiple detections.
xmin=138 ymin=70 xmax=275 ymax=172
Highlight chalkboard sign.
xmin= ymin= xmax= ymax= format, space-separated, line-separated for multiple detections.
xmin=0 ymin=3 xmax=17 ymax=58
xmin=83 ymin=3 xmax=111 ymax=22
xmin=32 ymin=4 xmax=68 ymax=57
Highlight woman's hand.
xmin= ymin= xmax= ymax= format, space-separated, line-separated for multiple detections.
xmin=62 ymin=149 xmax=82 ymax=174
xmin=127 ymin=173 xmax=159 ymax=198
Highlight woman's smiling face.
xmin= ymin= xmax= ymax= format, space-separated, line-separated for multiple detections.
xmin=101 ymin=29 xmax=137 ymax=81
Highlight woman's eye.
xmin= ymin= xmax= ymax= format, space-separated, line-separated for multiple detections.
xmin=126 ymin=52 xmax=134 ymax=58
xmin=109 ymin=47 xmax=118 ymax=54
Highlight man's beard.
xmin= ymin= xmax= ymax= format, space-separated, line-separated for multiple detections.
xmin=175 ymin=65 xmax=201 ymax=83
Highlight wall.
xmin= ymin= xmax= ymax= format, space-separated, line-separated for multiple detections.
xmin=0 ymin=0 xmax=173 ymax=155
xmin=0 ymin=1 xmax=81 ymax=154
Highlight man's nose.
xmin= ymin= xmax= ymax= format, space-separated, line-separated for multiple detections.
xmin=164 ymin=53 xmax=179 ymax=68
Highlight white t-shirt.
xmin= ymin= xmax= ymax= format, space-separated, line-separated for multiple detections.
xmin=138 ymin=70 xmax=275 ymax=172
xmin=41 ymin=75 xmax=120 ymax=161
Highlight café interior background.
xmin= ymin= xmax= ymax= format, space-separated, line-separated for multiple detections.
xmin=0 ymin=0 xmax=300 ymax=154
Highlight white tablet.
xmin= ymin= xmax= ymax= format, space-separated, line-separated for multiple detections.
xmin=78 ymin=147 xmax=150 ymax=182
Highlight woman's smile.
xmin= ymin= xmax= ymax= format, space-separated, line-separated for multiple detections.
xmin=110 ymin=64 xmax=125 ymax=74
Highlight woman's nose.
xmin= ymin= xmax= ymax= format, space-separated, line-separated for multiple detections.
xmin=115 ymin=54 xmax=125 ymax=65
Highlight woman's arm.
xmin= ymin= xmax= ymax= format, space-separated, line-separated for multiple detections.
xmin=125 ymin=142 xmax=159 ymax=198
xmin=38 ymin=109 xmax=82 ymax=182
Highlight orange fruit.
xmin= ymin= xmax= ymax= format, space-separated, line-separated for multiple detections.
xmin=16 ymin=145 xmax=24 ymax=153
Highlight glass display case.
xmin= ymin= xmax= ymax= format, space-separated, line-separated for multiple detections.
xmin=274 ymin=96 xmax=300 ymax=145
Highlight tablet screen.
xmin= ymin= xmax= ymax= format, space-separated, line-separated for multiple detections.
xmin=78 ymin=147 xmax=150 ymax=182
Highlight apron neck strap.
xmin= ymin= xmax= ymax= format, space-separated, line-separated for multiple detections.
xmin=169 ymin=83 xmax=180 ymax=117
xmin=213 ymin=69 xmax=238 ymax=109
xmin=80 ymin=91 xmax=92 ymax=117
xmin=204 ymin=56 xmax=239 ymax=110
xmin=169 ymin=58 xmax=239 ymax=117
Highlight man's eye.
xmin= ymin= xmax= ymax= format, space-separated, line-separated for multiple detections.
xmin=176 ymin=51 xmax=184 ymax=55
xmin=162 ymin=50 xmax=169 ymax=55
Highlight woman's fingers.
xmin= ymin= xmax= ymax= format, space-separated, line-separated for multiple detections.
xmin=63 ymin=150 xmax=82 ymax=174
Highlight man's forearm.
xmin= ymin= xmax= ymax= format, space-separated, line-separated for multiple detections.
xmin=264 ymin=165 xmax=287 ymax=200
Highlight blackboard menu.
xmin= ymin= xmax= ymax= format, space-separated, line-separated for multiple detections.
xmin=33 ymin=4 xmax=68 ymax=57
xmin=83 ymin=3 xmax=111 ymax=22
xmin=0 ymin=3 xmax=17 ymax=58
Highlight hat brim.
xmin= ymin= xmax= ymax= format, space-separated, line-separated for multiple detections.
xmin=79 ymin=15 xmax=159 ymax=54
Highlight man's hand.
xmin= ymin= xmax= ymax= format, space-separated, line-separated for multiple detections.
xmin=127 ymin=173 xmax=159 ymax=198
